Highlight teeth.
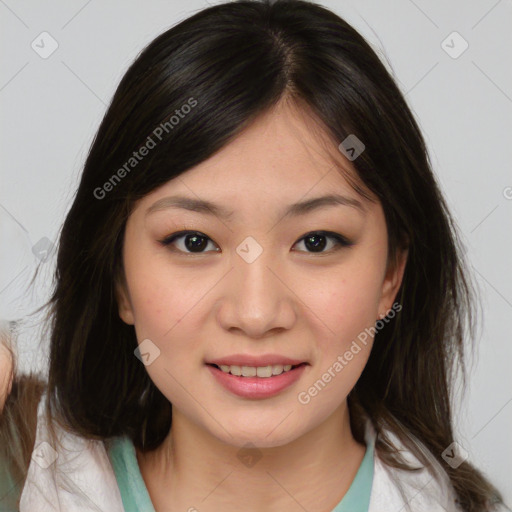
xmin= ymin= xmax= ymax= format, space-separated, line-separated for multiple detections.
xmin=218 ymin=364 xmax=295 ymax=377
xmin=242 ymin=366 xmax=257 ymax=377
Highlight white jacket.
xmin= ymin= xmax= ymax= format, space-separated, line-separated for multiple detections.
xmin=18 ymin=392 xmax=498 ymax=512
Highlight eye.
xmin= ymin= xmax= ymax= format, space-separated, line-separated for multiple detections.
xmin=159 ymin=230 xmax=353 ymax=255
xmin=292 ymin=231 xmax=354 ymax=254
xmin=159 ymin=231 xmax=219 ymax=254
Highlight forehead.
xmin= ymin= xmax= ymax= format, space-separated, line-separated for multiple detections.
xmin=139 ymin=98 xmax=375 ymax=218
xmin=191 ymin=100 xmax=361 ymax=186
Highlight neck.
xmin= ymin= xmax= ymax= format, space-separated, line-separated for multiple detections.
xmin=137 ymin=402 xmax=366 ymax=512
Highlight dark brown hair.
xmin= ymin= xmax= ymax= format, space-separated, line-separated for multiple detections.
xmin=3 ymin=0 xmax=504 ymax=510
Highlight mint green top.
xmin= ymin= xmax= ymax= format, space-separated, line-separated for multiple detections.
xmin=106 ymin=436 xmax=374 ymax=512
xmin=332 ymin=437 xmax=374 ymax=511
xmin=0 ymin=456 xmax=22 ymax=512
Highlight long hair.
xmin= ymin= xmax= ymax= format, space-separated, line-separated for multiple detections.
xmin=2 ymin=0 xmax=503 ymax=510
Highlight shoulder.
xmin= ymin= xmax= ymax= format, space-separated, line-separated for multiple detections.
xmin=365 ymin=420 xmax=508 ymax=512
xmin=365 ymin=420 xmax=461 ymax=512
xmin=19 ymin=391 xmax=125 ymax=512
xmin=370 ymin=452 xmax=460 ymax=512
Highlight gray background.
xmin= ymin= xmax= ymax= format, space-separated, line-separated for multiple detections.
xmin=1 ymin=0 xmax=511 ymax=505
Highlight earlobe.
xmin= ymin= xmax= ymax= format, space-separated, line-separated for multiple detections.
xmin=378 ymin=246 xmax=409 ymax=317
xmin=115 ymin=276 xmax=135 ymax=326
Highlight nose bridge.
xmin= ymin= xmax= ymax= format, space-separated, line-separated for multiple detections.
xmin=235 ymin=240 xmax=279 ymax=311
xmin=220 ymin=236 xmax=295 ymax=336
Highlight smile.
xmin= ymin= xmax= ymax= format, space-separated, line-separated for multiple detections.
xmin=206 ymin=362 xmax=308 ymax=399
xmin=213 ymin=363 xmax=300 ymax=378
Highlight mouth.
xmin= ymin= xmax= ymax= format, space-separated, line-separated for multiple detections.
xmin=205 ymin=362 xmax=309 ymax=399
xmin=206 ymin=362 xmax=308 ymax=378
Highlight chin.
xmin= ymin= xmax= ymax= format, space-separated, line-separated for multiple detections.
xmin=211 ymin=420 xmax=302 ymax=449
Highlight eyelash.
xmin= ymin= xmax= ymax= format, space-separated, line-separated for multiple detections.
xmin=158 ymin=230 xmax=354 ymax=255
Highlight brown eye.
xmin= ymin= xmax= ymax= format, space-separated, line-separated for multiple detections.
xmin=293 ymin=231 xmax=353 ymax=254
xmin=159 ymin=231 xmax=219 ymax=254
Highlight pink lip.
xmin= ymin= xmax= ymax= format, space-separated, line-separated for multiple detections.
xmin=206 ymin=363 xmax=308 ymax=399
xmin=206 ymin=353 xmax=307 ymax=367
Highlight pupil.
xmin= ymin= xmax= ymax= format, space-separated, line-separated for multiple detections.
xmin=182 ymin=234 xmax=328 ymax=253
xmin=186 ymin=234 xmax=207 ymax=252
xmin=305 ymin=234 xmax=326 ymax=252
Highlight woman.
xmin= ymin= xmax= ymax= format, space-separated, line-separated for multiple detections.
xmin=1 ymin=0 xmax=507 ymax=510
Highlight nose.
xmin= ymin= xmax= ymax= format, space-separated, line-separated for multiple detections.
xmin=216 ymin=245 xmax=297 ymax=339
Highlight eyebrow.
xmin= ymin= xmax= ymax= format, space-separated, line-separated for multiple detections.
xmin=145 ymin=193 xmax=366 ymax=220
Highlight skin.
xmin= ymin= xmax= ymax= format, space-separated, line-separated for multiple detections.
xmin=0 ymin=335 xmax=14 ymax=413
xmin=116 ymin=97 xmax=408 ymax=512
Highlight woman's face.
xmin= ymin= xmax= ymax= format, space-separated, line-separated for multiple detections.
xmin=117 ymin=100 xmax=407 ymax=448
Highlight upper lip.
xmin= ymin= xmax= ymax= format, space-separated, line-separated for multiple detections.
xmin=206 ymin=354 xmax=308 ymax=367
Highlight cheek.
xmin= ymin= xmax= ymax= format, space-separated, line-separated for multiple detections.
xmin=124 ymin=263 xmax=209 ymax=407
xmin=124 ymin=253 xmax=216 ymax=365
xmin=128 ymin=276 xmax=198 ymax=343
xmin=295 ymin=272 xmax=379 ymax=412
xmin=301 ymin=261 xmax=384 ymax=343
xmin=295 ymin=251 xmax=385 ymax=405
xmin=124 ymin=238 xmax=192 ymax=331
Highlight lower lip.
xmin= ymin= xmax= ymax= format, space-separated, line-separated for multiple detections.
xmin=206 ymin=364 xmax=308 ymax=399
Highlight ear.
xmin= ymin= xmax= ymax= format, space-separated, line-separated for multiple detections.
xmin=377 ymin=245 xmax=408 ymax=319
xmin=115 ymin=273 xmax=135 ymax=326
